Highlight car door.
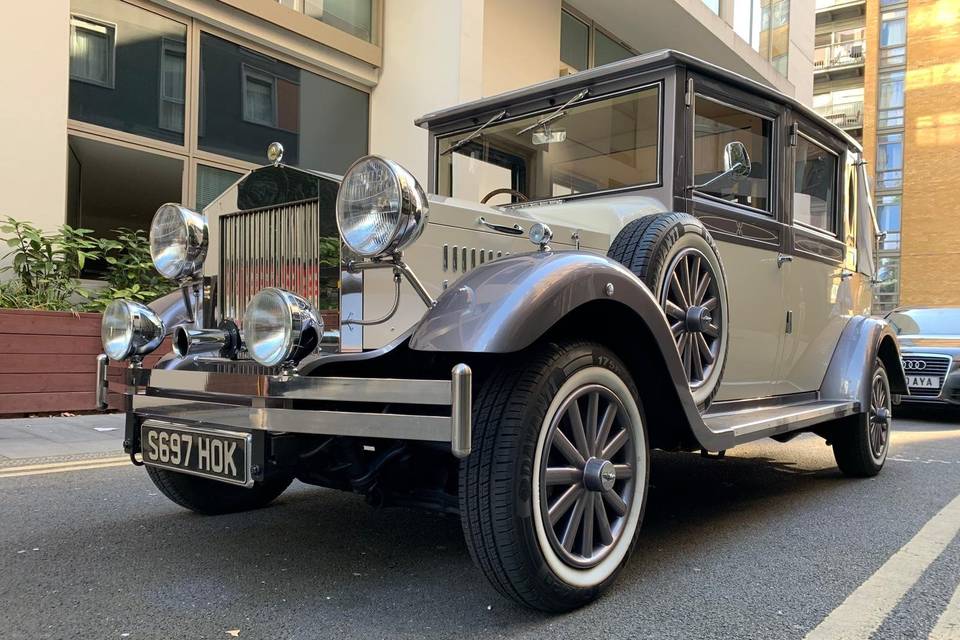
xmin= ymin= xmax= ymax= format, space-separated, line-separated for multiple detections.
xmin=776 ymin=115 xmax=852 ymax=391
xmin=683 ymin=74 xmax=789 ymax=401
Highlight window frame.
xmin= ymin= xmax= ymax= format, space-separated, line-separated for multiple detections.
xmin=158 ymin=37 xmax=187 ymax=133
xmin=240 ymin=63 xmax=279 ymax=128
xmin=559 ymin=3 xmax=637 ymax=74
xmin=690 ymin=92 xmax=777 ymax=216
xmin=791 ymin=129 xmax=841 ymax=237
xmin=433 ymin=80 xmax=666 ymax=204
xmin=69 ymin=14 xmax=117 ymax=90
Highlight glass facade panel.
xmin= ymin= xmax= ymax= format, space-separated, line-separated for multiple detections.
xmin=196 ymin=164 xmax=243 ymax=210
xmin=877 ymin=133 xmax=903 ymax=189
xmin=876 ymin=194 xmax=901 ymax=250
xmin=694 ymin=96 xmax=772 ymax=211
xmin=69 ymin=0 xmax=186 ymax=144
xmin=880 ymin=10 xmax=906 ymax=47
xmin=703 ymin=0 xmax=720 ymax=14
xmin=878 ymin=71 xmax=905 ymax=128
xmin=303 ymin=0 xmax=373 ymax=42
xmin=198 ymin=33 xmax=368 ymax=173
xmin=594 ymin=31 xmax=632 ymax=67
xmin=438 ymin=86 xmax=661 ymax=204
xmin=793 ymin=135 xmax=837 ymax=232
xmin=560 ymin=10 xmax=590 ymax=71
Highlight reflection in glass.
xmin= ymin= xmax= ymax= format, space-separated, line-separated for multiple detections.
xmin=560 ymin=10 xmax=589 ymax=72
xmin=69 ymin=0 xmax=186 ymax=144
xmin=594 ymin=31 xmax=632 ymax=67
xmin=199 ymin=33 xmax=368 ymax=173
xmin=196 ymin=165 xmax=243 ymax=210
xmin=793 ymin=135 xmax=837 ymax=232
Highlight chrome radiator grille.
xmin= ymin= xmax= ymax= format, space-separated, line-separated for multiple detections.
xmin=218 ymin=199 xmax=339 ymax=327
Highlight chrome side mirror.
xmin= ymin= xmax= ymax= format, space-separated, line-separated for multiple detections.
xmin=723 ymin=141 xmax=751 ymax=179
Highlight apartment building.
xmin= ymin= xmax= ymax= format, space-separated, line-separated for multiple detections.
xmin=813 ymin=0 xmax=866 ymax=142
xmin=0 ymin=0 xmax=813 ymax=251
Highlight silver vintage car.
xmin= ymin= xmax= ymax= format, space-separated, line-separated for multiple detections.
xmin=98 ymin=50 xmax=907 ymax=612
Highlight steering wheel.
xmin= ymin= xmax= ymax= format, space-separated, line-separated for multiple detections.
xmin=480 ymin=188 xmax=529 ymax=205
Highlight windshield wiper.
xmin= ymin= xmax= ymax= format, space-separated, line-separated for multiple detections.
xmin=516 ymin=88 xmax=589 ymax=136
xmin=440 ymin=110 xmax=507 ymax=156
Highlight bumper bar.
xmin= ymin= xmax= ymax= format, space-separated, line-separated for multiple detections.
xmin=105 ymin=361 xmax=473 ymax=458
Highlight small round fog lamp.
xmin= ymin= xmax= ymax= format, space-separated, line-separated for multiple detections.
xmin=529 ymin=222 xmax=553 ymax=248
xmin=101 ymin=300 xmax=164 ymax=361
xmin=243 ymin=288 xmax=323 ymax=367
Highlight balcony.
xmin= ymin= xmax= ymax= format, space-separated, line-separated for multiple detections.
xmin=814 ymin=41 xmax=866 ymax=82
xmin=815 ymin=0 xmax=866 ymax=24
xmin=814 ymin=101 xmax=864 ymax=131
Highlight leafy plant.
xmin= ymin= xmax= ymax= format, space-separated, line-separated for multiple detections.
xmin=0 ymin=217 xmax=100 ymax=311
xmin=83 ymin=228 xmax=176 ymax=310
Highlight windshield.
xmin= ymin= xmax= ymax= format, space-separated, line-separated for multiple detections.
xmin=436 ymin=84 xmax=661 ymax=205
xmin=887 ymin=308 xmax=960 ymax=336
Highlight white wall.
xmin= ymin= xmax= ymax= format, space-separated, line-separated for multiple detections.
xmin=0 ymin=1 xmax=70 ymax=232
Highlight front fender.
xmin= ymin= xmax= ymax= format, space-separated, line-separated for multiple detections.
xmin=409 ymin=251 xmax=674 ymax=353
xmin=821 ymin=315 xmax=908 ymax=408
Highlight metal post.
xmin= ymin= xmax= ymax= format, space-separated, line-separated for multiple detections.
xmin=450 ymin=363 xmax=472 ymax=458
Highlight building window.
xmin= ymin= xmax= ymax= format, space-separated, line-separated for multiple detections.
xmin=880 ymin=9 xmax=907 ymax=65
xmin=876 ymin=133 xmax=903 ymax=190
xmin=69 ymin=16 xmax=115 ymax=88
xmin=559 ymin=6 xmax=636 ymax=75
xmin=693 ymin=96 xmax=772 ymax=212
xmin=159 ymin=39 xmax=185 ymax=133
xmin=876 ymin=194 xmax=901 ymax=250
xmin=242 ymin=66 xmax=278 ymax=127
xmin=303 ymin=0 xmax=373 ymax=43
xmin=793 ymin=134 xmax=837 ymax=232
xmin=196 ymin=164 xmax=243 ymax=210
xmin=69 ymin=0 xmax=187 ymax=145
xmin=878 ymin=70 xmax=905 ymax=129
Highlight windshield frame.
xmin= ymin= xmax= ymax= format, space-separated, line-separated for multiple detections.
xmin=431 ymin=79 xmax=665 ymax=205
xmin=886 ymin=308 xmax=960 ymax=337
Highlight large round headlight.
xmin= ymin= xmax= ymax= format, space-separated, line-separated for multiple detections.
xmin=335 ymin=156 xmax=428 ymax=258
xmin=150 ymin=203 xmax=208 ymax=281
xmin=243 ymin=288 xmax=323 ymax=367
xmin=101 ymin=300 xmax=165 ymax=361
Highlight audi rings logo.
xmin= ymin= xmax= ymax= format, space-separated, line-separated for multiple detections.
xmin=903 ymin=360 xmax=927 ymax=371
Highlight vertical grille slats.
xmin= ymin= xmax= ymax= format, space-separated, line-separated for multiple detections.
xmin=219 ymin=200 xmax=328 ymax=328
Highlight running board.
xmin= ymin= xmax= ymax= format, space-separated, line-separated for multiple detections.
xmin=703 ymin=400 xmax=859 ymax=446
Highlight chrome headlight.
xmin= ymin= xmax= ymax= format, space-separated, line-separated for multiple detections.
xmin=243 ymin=288 xmax=323 ymax=367
xmin=150 ymin=203 xmax=208 ymax=281
xmin=101 ymin=300 xmax=164 ymax=361
xmin=335 ymin=155 xmax=428 ymax=258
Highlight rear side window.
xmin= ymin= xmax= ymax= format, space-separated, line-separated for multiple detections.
xmin=693 ymin=96 xmax=772 ymax=212
xmin=793 ymin=133 xmax=838 ymax=232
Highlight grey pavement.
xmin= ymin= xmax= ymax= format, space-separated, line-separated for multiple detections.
xmin=0 ymin=409 xmax=959 ymax=639
xmin=0 ymin=413 xmax=124 ymax=465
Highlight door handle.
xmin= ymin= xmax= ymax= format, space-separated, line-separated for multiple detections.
xmin=777 ymin=254 xmax=793 ymax=269
xmin=839 ymin=270 xmax=854 ymax=281
xmin=478 ymin=217 xmax=524 ymax=235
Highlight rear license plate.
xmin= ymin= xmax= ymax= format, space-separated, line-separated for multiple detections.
xmin=906 ymin=375 xmax=940 ymax=390
xmin=140 ymin=423 xmax=251 ymax=486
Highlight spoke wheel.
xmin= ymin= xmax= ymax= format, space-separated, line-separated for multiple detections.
xmin=659 ymin=247 xmax=723 ymax=390
xmin=539 ymin=384 xmax=636 ymax=568
xmin=868 ymin=367 xmax=892 ymax=461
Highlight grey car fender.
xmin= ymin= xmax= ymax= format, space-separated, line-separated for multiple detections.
xmin=821 ymin=315 xmax=908 ymax=409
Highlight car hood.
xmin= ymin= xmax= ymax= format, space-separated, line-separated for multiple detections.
xmin=897 ymin=335 xmax=960 ymax=356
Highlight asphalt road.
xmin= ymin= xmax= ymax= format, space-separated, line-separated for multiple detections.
xmin=2 ymin=409 xmax=959 ymax=640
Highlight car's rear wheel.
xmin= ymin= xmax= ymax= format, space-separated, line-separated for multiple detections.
xmin=459 ymin=341 xmax=649 ymax=612
xmin=146 ymin=465 xmax=293 ymax=515
xmin=833 ymin=359 xmax=892 ymax=477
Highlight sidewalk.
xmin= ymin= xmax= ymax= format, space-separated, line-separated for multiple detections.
xmin=0 ymin=413 xmax=124 ymax=466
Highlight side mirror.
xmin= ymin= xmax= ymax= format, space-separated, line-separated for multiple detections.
xmin=723 ymin=141 xmax=751 ymax=179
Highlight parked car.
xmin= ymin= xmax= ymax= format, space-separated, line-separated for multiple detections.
xmin=98 ymin=50 xmax=906 ymax=612
xmin=887 ymin=307 xmax=960 ymax=407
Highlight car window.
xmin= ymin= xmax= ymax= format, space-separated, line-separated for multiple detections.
xmin=793 ymin=133 xmax=838 ymax=232
xmin=437 ymin=84 xmax=661 ymax=205
xmin=887 ymin=308 xmax=960 ymax=335
xmin=693 ymin=95 xmax=772 ymax=212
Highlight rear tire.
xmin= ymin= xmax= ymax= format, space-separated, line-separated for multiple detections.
xmin=459 ymin=341 xmax=649 ymax=612
xmin=833 ymin=359 xmax=892 ymax=477
xmin=146 ymin=466 xmax=293 ymax=515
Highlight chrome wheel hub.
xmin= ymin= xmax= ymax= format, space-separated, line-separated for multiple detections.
xmin=660 ymin=248 xmax=723 ymax=388
xmin=539 ymin=384 xmax=636 ymax=568
xmin=868 ymin=370 xmax=892 ymax=460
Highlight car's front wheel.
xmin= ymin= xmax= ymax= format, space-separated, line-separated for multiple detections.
xmin=460 ymin=341 xmax=649 ymax=612
xmin=146 ymin=465 xmax=293 ymax=515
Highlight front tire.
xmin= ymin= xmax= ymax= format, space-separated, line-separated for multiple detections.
xmin=146 ymin=466 xmax=293 ymax=515
xmin=833 ymin=359 xmax=892 ymax=477
xmin=460 ymin=341 xmax=649 ymax=612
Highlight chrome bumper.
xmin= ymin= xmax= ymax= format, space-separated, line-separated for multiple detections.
xmin=106 ymin=362 xmax=473 ymax=458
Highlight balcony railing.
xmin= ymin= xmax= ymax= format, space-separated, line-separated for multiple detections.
xmin=814 ymin=41 xmax=866 ymax=70
xmin=814 ymin=101 xmax=864 ymax=129
xmin=816 ymin=0 xmax=866 ymax=11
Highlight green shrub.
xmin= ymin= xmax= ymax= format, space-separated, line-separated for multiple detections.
xmin=0 ymin=217 xmax=175 ymax=312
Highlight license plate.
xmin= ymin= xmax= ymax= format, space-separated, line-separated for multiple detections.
xmin=906 ymin=375 xmax=940 ymax=389
xmin=140 ymin=423 xmax=251 ymax=486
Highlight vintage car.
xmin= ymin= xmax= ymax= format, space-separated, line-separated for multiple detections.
xmin=887 ymin=307 xmax=960 ymax=407
xmin=98 ymin=50 xmax=907 ymax=612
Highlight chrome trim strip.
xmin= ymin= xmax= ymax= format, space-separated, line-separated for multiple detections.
xmin=451 ymin=364 xmax=472 ymax=458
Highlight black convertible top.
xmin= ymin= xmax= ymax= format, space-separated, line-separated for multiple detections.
xmin=414 ymin=49 xmax=860 ymax=151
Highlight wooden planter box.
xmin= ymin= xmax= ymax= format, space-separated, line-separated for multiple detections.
xmin=0 ymin=309 xmax=168 ymax=415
